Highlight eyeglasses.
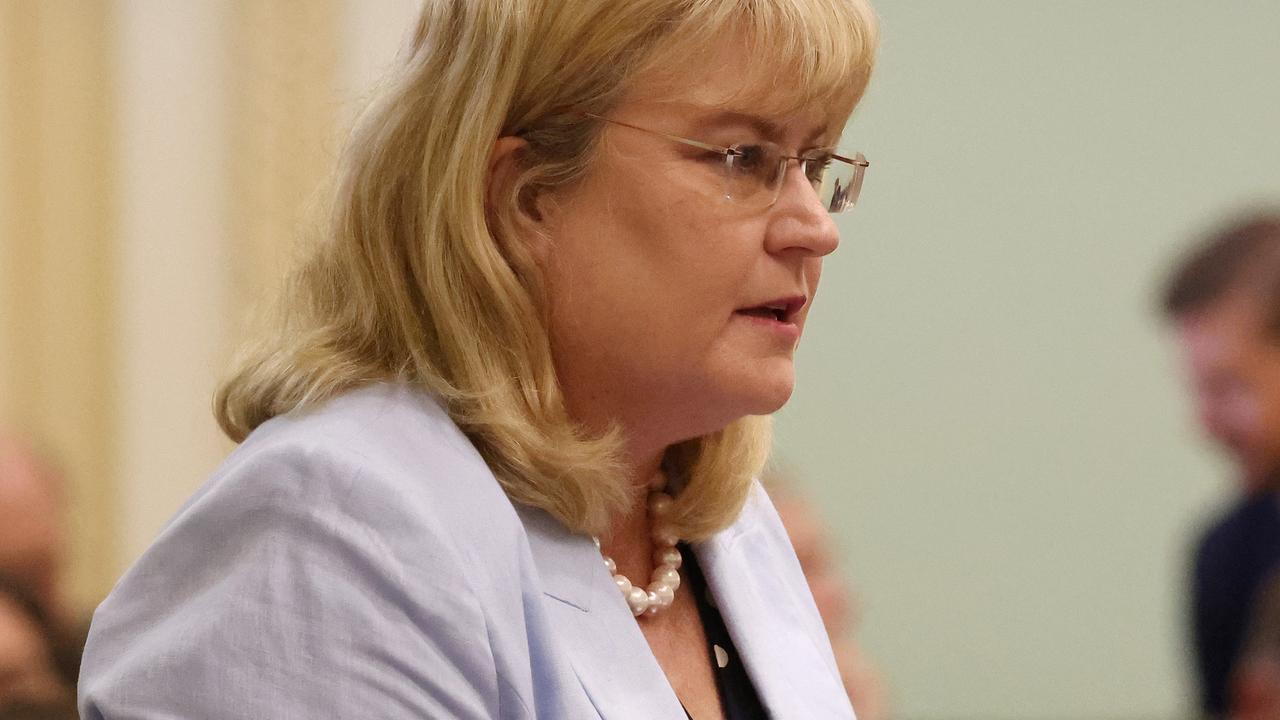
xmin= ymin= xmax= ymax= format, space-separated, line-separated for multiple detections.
xmin=584 ymin=113 xmax=868 ymax=214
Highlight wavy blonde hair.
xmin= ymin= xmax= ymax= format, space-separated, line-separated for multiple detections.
xmin=216 ymin=0 xmax=878 ymax=540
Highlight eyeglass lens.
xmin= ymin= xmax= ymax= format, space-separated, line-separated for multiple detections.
xmin=722 ymin=145 xmax=865 ymax=214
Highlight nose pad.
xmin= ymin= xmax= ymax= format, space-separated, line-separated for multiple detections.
xmin=767 ymin=157 xmax=818 ymax=207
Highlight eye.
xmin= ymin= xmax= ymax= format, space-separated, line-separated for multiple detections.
xmin=728 ymin=144 xmax=770 ymax=175
xmin=803 ymin=152 xmax=835 ymax=185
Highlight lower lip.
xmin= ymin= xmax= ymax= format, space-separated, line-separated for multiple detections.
xmin=734 ymin=312 xmax=801 ymax=341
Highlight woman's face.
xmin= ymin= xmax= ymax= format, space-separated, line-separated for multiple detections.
xmin=539 ymin=47 xmax=847 ymax=446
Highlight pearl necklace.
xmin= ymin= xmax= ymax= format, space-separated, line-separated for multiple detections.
xmin=593 ymin=479 xmax=682 ymax=618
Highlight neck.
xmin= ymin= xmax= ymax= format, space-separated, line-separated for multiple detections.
xmin=598 ymin=442 xmax=670 ymax=584
xmin=563 ymin=387 xmax=672 ymax=509
xmin=559 ymin=379 xmax=678 ymax=553
xmin=557 ymin=368 xmax=700 ymax=490
xmin=609 ymin=443 xmax=665 ymax=530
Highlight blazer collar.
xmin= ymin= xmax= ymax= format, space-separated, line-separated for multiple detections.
xmin=693 ymin=516 xmax=856 ymax=719
xmin=517 ymin=497 xmax=853 ymax=719
xmin=518 ymin=506 xmax=688 ymax=719
xmin=518 ymin=505 xmax=600 ymax=612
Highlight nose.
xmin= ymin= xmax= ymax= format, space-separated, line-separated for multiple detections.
xmin=763 ymin=162 xmax=841 ymax=258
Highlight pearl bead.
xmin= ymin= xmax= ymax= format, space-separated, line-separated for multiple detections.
xmin=652 ymin=566 xmax=680 ymax=591
xmin=647 ymin=492 xmax=673 ymax=516
xmin=648 ymin=583 xmax=675 ymax=608
xmin=626 ymin=586 xmax=650 ymax=616
xmin=644 ymin=591 xmax=663 ymax=616
xmin=614 ymin=575 xmax=632 ymax=596
xmin=651 ymin=525 xmax=679 ymax=547
xmin=591 ymin=476 xmax=683 ymax=620
xmin=654 ymin=547 xmax=682 ymax=569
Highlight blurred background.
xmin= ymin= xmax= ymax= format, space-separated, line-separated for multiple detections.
xmin=1 ymin=1 xmax=1278 ymax=718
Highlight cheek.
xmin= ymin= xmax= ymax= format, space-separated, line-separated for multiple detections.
xmin=792 ymin=259 xmax=826 ymax=329
xmin=809 ymin=258 xmax=825 ymax=289
xmin=546 ymin=160 xmax=775 ymax=363
xmin=545 ymin=215 xmax=725 ymax=362
xmin=1221 ymin=391 xmax=1261 ymax=429
xmin=1237 ymin=362 xmax=1280 ymax=436
xmin=1259 ymin=383 xmax=1280 ymax=434
xmin=616 ymin=205 xmax=755 ymax=326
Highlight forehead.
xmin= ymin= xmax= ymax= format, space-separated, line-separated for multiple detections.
xmin=623 ymin=29 xmax=859 ymax=136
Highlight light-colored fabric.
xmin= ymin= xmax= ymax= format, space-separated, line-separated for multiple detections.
xmin=78 ymin=383 xmax=853 ymax=719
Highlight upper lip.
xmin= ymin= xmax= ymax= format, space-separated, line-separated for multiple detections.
xmin=737 ymin=295 xmax=807 ymax=323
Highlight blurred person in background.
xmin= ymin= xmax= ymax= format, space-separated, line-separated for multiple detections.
xmin=78 ymin=0 xmax=879 ymax=717
xmin=0 ymin=434 xmax=65 ymax=627
xmin=1231 ymin=567 xmax=1280 ymax=720
xmin=1161 ymin=212 xmax=1280 ymax=718
xmin=767 ymin=472 xmax=889 ymax=720
xmin=0 ymin=433 xmax=84 ymax=690
xmin=0 ymin=574 xmax=77 ymax=719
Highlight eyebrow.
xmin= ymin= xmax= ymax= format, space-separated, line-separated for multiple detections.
xmin=690 ymin=109 xmax=833 ymax=148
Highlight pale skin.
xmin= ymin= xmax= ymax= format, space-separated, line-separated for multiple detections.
xmin=1176 ymin=290 xmax=1280 ymax=489
xmin=489 ymin=43 xmax=849 ymax=717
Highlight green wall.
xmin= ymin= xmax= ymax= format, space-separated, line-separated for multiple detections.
xmin=776 ymin=3 xmax=1280 ymax=719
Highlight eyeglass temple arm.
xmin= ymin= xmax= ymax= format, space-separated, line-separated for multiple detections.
xmin=581 ymin=112 xmax=733 ymax=155
xmin=583 ymin=112 xmax=868 ymax=168
xmin=827 ymin=152 xmax=869 ymax=168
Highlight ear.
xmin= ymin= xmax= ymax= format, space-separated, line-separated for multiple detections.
xmin=487 ymin=136 xmax=543 ymax=225
xmin=488 ymin=136 xmax=565 ymax=268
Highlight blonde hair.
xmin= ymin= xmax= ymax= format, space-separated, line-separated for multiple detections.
xmin=216 ymin=0 xmax=878 ymax=540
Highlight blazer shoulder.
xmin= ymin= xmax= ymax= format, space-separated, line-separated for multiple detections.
xmin=186 ymin=382 xmax=524 ymax=545
xmin=80 ymin=384 xmax=530 ymax=719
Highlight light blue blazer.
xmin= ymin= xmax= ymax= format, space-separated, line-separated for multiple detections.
xmin=79 ymin=384 xmax=855 ymax=719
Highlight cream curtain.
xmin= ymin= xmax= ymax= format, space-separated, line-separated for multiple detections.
xmin=0 ymin=0 xmax=119 ymax=614
xmin=0 ymin=0 xmax=339 ymax=613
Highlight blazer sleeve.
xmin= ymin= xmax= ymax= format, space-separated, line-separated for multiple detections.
xmin=78 ymin=437 xmax=515 ymax=720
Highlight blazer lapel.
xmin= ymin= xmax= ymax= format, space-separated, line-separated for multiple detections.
xmin=694 ymin=518 xmax=856 ymax=719
xmin=518 ymin=507 xmax=688 ymax=720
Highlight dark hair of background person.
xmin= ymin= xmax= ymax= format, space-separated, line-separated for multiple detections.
xmin=0 ymin=574 xmax=78 ymax=720
xmin=0 ymin=700 xmax=79 ymax=720
xmin=1161 ymin=213 xmax=1280 ymax=331
xmin=0 ymin=571 xmax=84 ymax=689
xmin=0 ymin=574 xmax=48 ymax=639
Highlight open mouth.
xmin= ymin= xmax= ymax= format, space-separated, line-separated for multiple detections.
xmin=737 ymin=306 xmax=788 ymax=322
xmin=735 ymin=296 xmax=806 ymax=324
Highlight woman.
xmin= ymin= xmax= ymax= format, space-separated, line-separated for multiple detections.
xmin=79 ymin=0 xmax=878 ymax=717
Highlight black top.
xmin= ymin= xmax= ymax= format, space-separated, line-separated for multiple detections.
xmin=680 ymin=543 xmax=769 ymax=720
xmin=1192 ymin=490 xmax=1280 ymax=716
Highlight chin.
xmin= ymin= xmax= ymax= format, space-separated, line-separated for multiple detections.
xmin=672 ymin=362 xmax=795 ymax=436
xmin=1243 ymin=455 xmax=1280 ymax=486
xmin=732 ymin=368 xmax=796 ymax=416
